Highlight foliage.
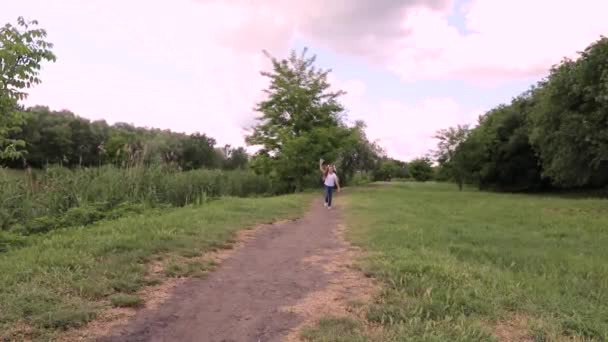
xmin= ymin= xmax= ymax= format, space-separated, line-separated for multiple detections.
xmin=337 ymin=120 xmax=385 ymax=182
xmin=1 ymin=106 xmax=240 ymax=170
xmin=218 ymin=145 xmax=249 ymax=170
xmin=438 ymin=36 xmax=608 ymax=191
xmin=433 ymin=125 xmax=470 ymax=189
xmin=528 ymin=37 xmax=608 ymax=187
xmin=0 ymin=17 xmax=55 ymax=159
xmin=372 ymin=158 xmax=408 ymax=181
xmin=246 ymin=48 xmax=381 ymax=191
xmin=344 ymin=183 xmax=608 ymax=340
xmin=407 ymin=157 xmax=433 ymax=182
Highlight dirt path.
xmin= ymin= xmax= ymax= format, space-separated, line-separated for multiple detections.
xmin=99 ymin=199 xmax=374 ymax=342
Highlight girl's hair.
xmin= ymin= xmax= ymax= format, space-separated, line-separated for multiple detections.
xmin=321 ymin=163 xmax=330 ymax=177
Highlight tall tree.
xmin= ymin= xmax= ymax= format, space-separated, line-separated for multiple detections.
xmin=0 ymin=17 xmax=55 ymax=159
xmin=246 ymin=48 xmax=348 ymax=191
xmin=529 ymin=37 xmax=608 ymax=187
xmin=433 ymin=124 xmax=470 ymax=190
xmin=338 ymin=120 xmax=384 ymax=181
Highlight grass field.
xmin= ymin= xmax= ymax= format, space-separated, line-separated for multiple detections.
xmin=311 ymin=183 xmax=608 ymax=341
xmin=0 ymin=193 xmax=311 ymax=341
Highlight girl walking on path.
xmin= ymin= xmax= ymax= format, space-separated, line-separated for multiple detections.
xmin=319 ymin=159 xmax=340 ymax=209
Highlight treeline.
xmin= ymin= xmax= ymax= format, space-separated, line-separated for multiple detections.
xmin=435 ymin=36 xmax=608 ymax=192
xmin=2 ymin=106 xmax=249 ymax=171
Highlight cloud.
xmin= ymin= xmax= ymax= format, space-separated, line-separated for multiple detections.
xmin=2 ymin=0 xmax=275 ymax=147
xmin=4 ymin=0 xmax=606 ymax=160
xmin=388 ymin=0 xmax=608 ymax=82
xmin=205 ymin=0 xmax=608 ymax=83
xmin=196 ymin=0 xmax=451 ymax=61
xmin=364 ymin=97 xmax=477 ymax=161
xmin=194 ymin=0 xmax=608 ymax=85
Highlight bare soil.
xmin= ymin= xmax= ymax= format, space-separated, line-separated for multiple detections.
xmin=96 ymin=199 xmax=374 ymax=342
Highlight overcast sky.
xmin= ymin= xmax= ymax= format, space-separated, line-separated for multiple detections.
xmin=3 ymin=0 xmax=607 ymax=160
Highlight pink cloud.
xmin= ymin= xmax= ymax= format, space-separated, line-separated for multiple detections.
xmin=4 ymin=0 xmax=605 ymax=161
xmin=389 ymin=0 xmax=608 ymax=82
xmin=364 ymin=98 xmax=476 ymax=161
xmin=2 ymin=0 xmax=275 ymax=147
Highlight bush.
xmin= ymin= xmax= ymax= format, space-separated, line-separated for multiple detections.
xmin=408 ymin=158 xmax=434 ymax=182
xmin=350 ymin=172 xmax=373 ymax=186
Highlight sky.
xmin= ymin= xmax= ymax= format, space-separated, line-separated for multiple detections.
xmin=2 ymin=0 xmax=607 ymax=161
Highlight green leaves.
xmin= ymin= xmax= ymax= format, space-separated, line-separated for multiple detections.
xmin=439 ymin=36 xmax=608 ymax=191
xmin=1 ymin=17 xmax=56 ymax=160
xmin=528 ymin=36 xmax=608 ymax=187
xmin=408 ymin=158 xmax=433 ymax=182
xmin=247 ymin=48 xmax=361 ymax=191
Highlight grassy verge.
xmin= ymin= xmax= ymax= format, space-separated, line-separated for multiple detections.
xmin=307 ymin=182 xmax=608 ymax=341
xmin=0 ymin=193 xmax=311 ymax=341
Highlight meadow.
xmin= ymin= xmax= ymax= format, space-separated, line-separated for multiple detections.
xmin=308 ymin=182 xmax=607 ymax=341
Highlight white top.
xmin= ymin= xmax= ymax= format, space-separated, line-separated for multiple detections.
xmin=324 ymin=172 xmax=338 ymax=187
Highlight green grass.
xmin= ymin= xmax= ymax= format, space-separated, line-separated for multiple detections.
xmin=0 ymin=193 xmax=311 ymax=341
xmin=109 ymin=294 xmax=144 ymax=308
xmin=0 ymin=168 xmax=27 ymax=180
xmin=301 ymin=317 xmax=369 ymax=342
xmin=338 ymin=182 xmax=608 ymax=341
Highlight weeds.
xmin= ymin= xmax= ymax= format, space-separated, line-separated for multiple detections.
xmin=0 ymin=165 xmax=279 ymax=237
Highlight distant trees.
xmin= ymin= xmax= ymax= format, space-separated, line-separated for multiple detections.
xmin=1 ymin=106 xmax=243 ymax=170
xmin=408 ymin=158 xmax=433 ymax=182
xmin=435 ymin=36 xmax=608 ymax=191
xmin=372 ymin=158 xmax=408 ymax=181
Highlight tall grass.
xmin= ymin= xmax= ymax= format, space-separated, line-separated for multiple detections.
xmin=0 ymin=165 xmax=278 ymax=235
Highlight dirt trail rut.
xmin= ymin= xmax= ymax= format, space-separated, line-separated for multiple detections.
xmin=100 ymin=199 xmax=372 ymax=342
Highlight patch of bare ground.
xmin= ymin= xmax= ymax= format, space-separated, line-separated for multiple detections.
xmin=57 ymin=222 xmax=284 ymax=342
xmin=83 ymin=199 xmax=374 ymax=342
xmin=283 ymin=220 xmax=381 ymax=342
xmin=494 ymin=314 xmax=534 ymax=342
xmin=1 ymin=321 xmax=35 ymax=342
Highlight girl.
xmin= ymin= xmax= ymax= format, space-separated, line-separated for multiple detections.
xmin=319 ymin=159 xmax=340 ymax=209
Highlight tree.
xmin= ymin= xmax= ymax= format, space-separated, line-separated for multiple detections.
xmin=335 ymin=120 xmax=385 ymax=184
xmin=218 ymin=145 xmax=249 ymax=170
xmin=372 ymin=158 xmax=407 ymax=181
xmin=178 ymin=133 xmax=218 ymax=170
xmin=433 ymin=125 xmax=470 ymax=190
xmin=408 ymin=157 xmax=433 ymax=182
xmin=246 ymin=48 xmax=348 ymax=191
xmin=444 ymin=96 xmax=546 ymax=192
xmin=0 ymin=17 xmax=55 ymax=159
xmin=529 ymin=36 xmax=608 ymax=187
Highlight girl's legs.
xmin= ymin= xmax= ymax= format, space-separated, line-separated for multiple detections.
xmin=326 ymin=186 xmax=334 ymax=208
